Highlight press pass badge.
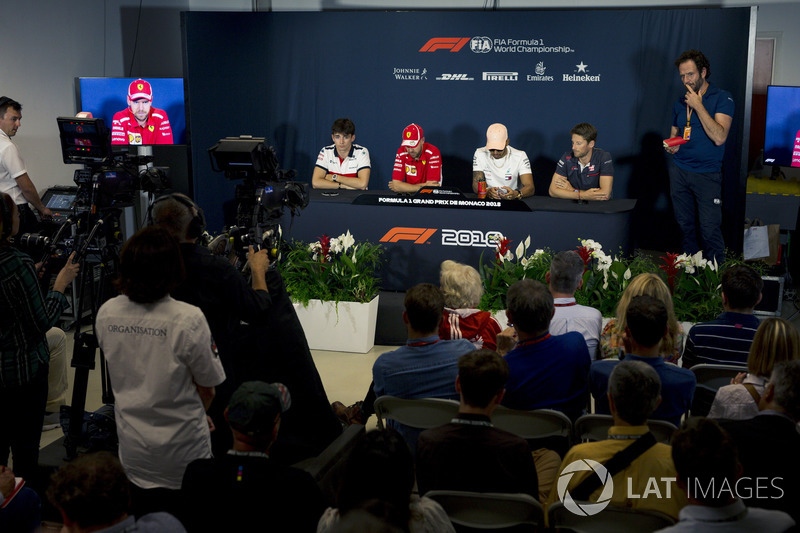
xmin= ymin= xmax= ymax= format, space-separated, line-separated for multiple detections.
xmin=683 ymin=126 xmax=691 ymax=141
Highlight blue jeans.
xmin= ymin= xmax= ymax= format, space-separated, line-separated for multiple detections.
xmin=669 ymin=162 xmax=725 ymax=263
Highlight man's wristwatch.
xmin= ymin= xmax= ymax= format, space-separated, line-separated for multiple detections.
xmin=331 ymin=175 xmax=338 ymax=182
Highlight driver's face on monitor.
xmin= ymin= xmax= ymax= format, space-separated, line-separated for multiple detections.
xmin=127 ymin=97 xmax=152 ymax=126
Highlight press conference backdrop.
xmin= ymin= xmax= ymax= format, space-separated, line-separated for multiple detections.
xmin=183 ymin=9 xmax=753 ymax=252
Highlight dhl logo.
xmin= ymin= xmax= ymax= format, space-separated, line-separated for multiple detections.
xmin=419 ymin=38 xmax=470 ymax=52
xmin=380 ymin=227 xmax=437 ymax=244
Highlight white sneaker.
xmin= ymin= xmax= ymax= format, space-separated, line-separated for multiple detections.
xmin=42 ymin=411 xmax=61 ymax=431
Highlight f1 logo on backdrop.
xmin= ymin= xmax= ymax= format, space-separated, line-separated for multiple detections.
xmin=380 ymin=227 xmax=437 ymax=244
xmin=419 ymin=38 xmax=470 ymax=52
xmin=380 ymin=227 xmax=502 ymax=248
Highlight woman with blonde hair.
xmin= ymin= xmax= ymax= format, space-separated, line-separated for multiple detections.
xmin=438 ymin=260 xmax=501 ymax=351
xmin=708 ymin=317 xmax=800 ymax=420
xmin=599 ymin=273 xmax=684 ymax=363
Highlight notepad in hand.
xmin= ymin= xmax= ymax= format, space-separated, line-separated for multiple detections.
xmin=663 ymin=137 xmax=688 ymax=148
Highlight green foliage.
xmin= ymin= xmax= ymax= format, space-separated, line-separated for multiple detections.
xmin=576 ymin=253 xmax=657 ymax=318
xmin=280 ymin=231 xmax=384 ymax=305
xmin=478 ymin=239 xmax=752 ymax=323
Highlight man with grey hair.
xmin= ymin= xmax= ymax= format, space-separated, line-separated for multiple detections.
xmin=546 ymin=250 xmax=602 ymax=359
xmin=721 ymin=360 xmax=800 ymax=523
xmin=499 ymin=279 xmax=590 ymax=420
xmin=545 ymin=361 xmax=687 ymax=519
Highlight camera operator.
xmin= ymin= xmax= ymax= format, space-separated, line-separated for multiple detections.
xmin=0 ymin=192 xmax=79 ymax=481
xmin=0 ymin=97 xmax=52 ymax=236
xmin=152 ymin=194 xmax=342 ymax=464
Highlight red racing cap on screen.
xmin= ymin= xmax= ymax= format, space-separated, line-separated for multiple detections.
xmin=128 ymin=79 xmax=153 ymax=101
xmin=401 ymin=123 xmax=423 ymax=147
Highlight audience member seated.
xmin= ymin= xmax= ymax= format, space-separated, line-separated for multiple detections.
xmin=337 ymin=284 xmax=473 ymax=445
xmin=708 ymin=317 xmax=800 ymax=420
xmin=43 ymin=327 xmax=68 ymax=431
xmin=499 ymin=279 xmax=590 ymax=421
xmin=720 ymin=360 xmax=800 ymax=524
xmin=664 ymin=418 xmax=795 ymax=532
xmin=95 ymin=226 xmax=226 ymax=517
xmin=0 ymin=192 xmax=79 ymax=482
xmin=317 ymin=429 xmax=455 ymax=533
xmin=46 ymin=451 xmax=186 ymax=532
xmin=438 ymin=260 xmax=501 ymax=350
xmin=182 ymin=381 xmax=324 ymax=532
xmin=416 ymin=349 xmax=539 ymax=498
xmin=0 ymin=465 xmax=40 ymax=533
xmin=591 ymin=295 xmax=695 ymax=426
xmin=546 ymin=250 xmax=602 ymax=359
xmin=546 ymin=361 xmax=687 ymax=519
xmin=599 ymin=273 xmax=684 ymax=363
xmin=683 ymin=264 xmax=763 ymax=369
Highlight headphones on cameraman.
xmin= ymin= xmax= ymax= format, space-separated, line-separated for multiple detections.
xmin=146 ymin=193 xmax=205 ymax=240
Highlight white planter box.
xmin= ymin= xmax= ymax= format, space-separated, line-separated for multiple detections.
xmin=293 ymin=295 xmax=379 ymax=354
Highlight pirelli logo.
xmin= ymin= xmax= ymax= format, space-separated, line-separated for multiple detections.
xmin=419 ymin=38 xmax=470 ymax=52
xmin=379 ymin=227 xmax=437 ymax=244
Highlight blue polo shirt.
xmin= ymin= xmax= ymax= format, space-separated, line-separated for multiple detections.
xmin=555 ymin=148 xmax=614 ymax=191
xmin=590 ymin=354 xmax=696 ymax=427
xmin=502 ymin=331 xmax=591 ymax=420
xmin=372 ymin=335 xmax=474 ymax=451
xmin=671 ymin=82 xmax=735 ymax=173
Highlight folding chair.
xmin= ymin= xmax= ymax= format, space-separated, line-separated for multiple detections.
xmin=548 ymin=501 xmax=676 ymax=533
xmin=426 ymin=490 xmax=544 ymax=531
xmin=491 ymin=405 xmax=573 ymax=453
xmin=373 ymin=396 xmax=460 ymax=431
xmin=690 ymin=363 xmax=746 ymax=416
xmin=574 ymin=414 xmax=677 ymax=444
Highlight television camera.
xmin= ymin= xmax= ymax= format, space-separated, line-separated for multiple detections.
xmin=208 ymin=136 xmax=308 ymax=265
xmin=42 ymin=116 xmax=168 ymax=458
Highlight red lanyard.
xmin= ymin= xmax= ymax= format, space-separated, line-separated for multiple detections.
xmin=516 ymin=334 xmax=551 ymax=348
xmin=407 ymin=339 xmax=440 ymax=347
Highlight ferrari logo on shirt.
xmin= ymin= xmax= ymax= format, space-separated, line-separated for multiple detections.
xmin=148 ymin=125 xmax=155 ymax=132
xmin=422 ymin=161 xmax=427 ymax=166
xmin=406 ymin=165 xmax=417 ymax=176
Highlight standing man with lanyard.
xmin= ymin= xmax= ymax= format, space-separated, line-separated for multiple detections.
xmin=665 ymin=50 xmax=733 ymax=264
xmin=0 ymin=97 xmax=51 ymax=236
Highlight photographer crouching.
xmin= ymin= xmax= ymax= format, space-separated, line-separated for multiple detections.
xmin=152 ymin=193 xmax=342 ymax=464
xmin=0 ymin=192 xmax=79 ymax=482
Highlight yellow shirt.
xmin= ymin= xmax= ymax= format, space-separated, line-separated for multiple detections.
xmin=545 ymin=425 xmax=687 ymax=521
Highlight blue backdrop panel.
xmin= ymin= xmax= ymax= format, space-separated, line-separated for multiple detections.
xmin=183 ymin=9 xmax=751 ymax=253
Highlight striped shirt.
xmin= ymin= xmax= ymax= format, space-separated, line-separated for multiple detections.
xmin=682 ymin=312 xmax=760 ymax=369
xmin=0 ymin=245 xmax=68 ymax=387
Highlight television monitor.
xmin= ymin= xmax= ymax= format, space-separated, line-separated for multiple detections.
xmin=76 ymin=77 xmax=187 ymax=146
xmin=763 ymin=85 xmax=800 ymax=169
xmin=56 ymin=116 xmax=112 ymax=164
